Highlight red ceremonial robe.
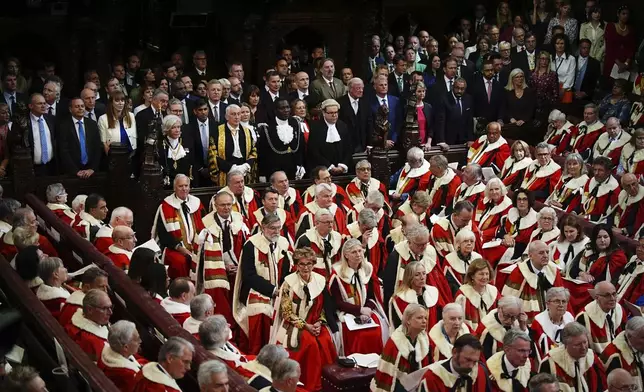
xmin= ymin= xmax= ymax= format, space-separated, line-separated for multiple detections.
xmin=159 ymin=297 xmax=191 ymax=326
xmin=0 ymin=220 xmax=11 ymax=238
xmin=105 ymin=245 xmax=132 ymax=270
xmin=571 ymin=120 xmax=605 ymax=157
xmin=592 ymin=130 xmax=632 ymax=167
xmin=614 ymin=186 xmax=644 ymax=237
xmin=487 ymin=351 xmax=532 ymax=392
xmin=476 ymin=309 xmax=517 ymax=359
xmin=520 ymin=159 xmax=562 ymax=202
xmin=182 ymin=317 xmax=202 ymax=339
xmin=131 ymin=362 xmax=181 ymax=392
xmin=72 ymin=211 xmax=105 ymax=242
xmin=538 ymin=346 xmax=606 ymax=392
xmin=501 ymin=260 xmax=564 ymax=322
xmin=475 ymin=195 xmax=513 ymax=243
xmin=392 ymin=160 xmax=432 ymax=198
xmin=194 ymin=211 xmax=248 ymax=326
xmin=389 ymin=286 xmax=441 ymax=331
xmin=64 ymin=309 xmax=108 ymax=361
xmin=345 ymin=177 xmax=390 ymax=209
xmin=580 ymin=175 xmax=621 ymax=224
xmin=302 ymin=182 xmax=353 ymax=211
xmin=370 ymin=326 xmax=430 ymax=392
xmin=442 ymin=250 xmax=483 ymax=295
xmin=98 ymin=346 xmax=144 ymax=392
xmin=152 ymin=194 xmax=206 ymax=279
xmin=549 ymin=238 xmax=590 ymax=272
xmin=544 ymin=121 xmax=575 ymax=155
xmin=47 ymin=203 xmax=76 ymax=226
xmin=233 ymin=234 xmax=292 ymax=354
xmin=59 ymin=289 xmax=84 ymax=327
xmin=451 ymin=181 xmax=486 ymax=214
xmin=218 ymin=185 xmax=260 ymax=222
xmin=418 ymin=358 xmax=488 ymax=392
xmin=575 ymin=300 xmax=626 ymax=354
xmin=329 ymin=260 xmax=386 ymax=356
xmin=500 ymin=157 xmax=533 ymax=190
xmin=427 ymin=321 xmax=472 ymax=363
xmin=278 ymin=187 xmax=304 ymax=218
xmin=296 ymin=201 xmax=348 ymax=238
xmin=94 ymin=225 xmax=113 ymax=253
xmin=619 ymin=143 xmax=644 ymax=179
xmin=0 ymin=230 xmax=58 ymax=260
xmin=430 ymin=215 xmax=482 ymax=259
xmin=530 ymin=310 xmax=575 ymax=364
xmin=249 ymin=207 xmax=295 ymax=243
xmin=545 ymin=174 xmax=589 ymax=213
xmin=385 ymin=226 xmax=406 ymax=254
xmin=36 ymin=283 xmax=70 ymax=319
xmin=467 ymin=135 xmax=511 ymax=174
xmin=294 ymin=228 xmax=343 ymax=278
xmin=600 ymin=331 xmax=644 ymax=392
xmin=271 ymin=271 xmax=336 ymax=391
xmin=616 ymin=256 xmax=644 ymax=304
xmin=522 ymin=227 xmax=561 ymax=257
xmin=346 ymin=221 xmax=388 ymax=276
xmin=394 ymin=199 xmax=429 ymax=228
xmin=207 ymin=342 xmax=255 ymax=379
xmin=347 ymin=202 xmax=392 ymax=240
xmin=426 ymin=168 xmax=462 ymax=216
xmin=481 ymin=208 xmax=538 ymax=269
xmin=454 ymin=284 xmax=500 ymax=331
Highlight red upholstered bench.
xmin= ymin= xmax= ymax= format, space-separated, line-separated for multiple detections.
xmin=322 ymin=364 xmax=376 ymax=392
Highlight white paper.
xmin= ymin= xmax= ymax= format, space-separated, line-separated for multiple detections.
xmin=610 ymin=63 xmax=630 ymax=80
xmin=482 ymin=239 xmax=502 ymax=249
xmin=347 ymin=353 xmax=380 ymax=368
xmin=134 ymin=239 xmax=161 ymax=253
xmin=67 ymin=264 xmax=100 ymax=279
xmin=72 ymin=251 xmax=83 ymax=264
xmin=5 ymin=345 xmax=24 ymax=363
xmin=482 ymin=167 xmax=497 ymax=181
xmin=448 ymin=162 xmax=459 ymax=170
xmin=344 ymin=314 xmax=379 ymax=331
xmin=399 ymin=367 xmax=431 ymax=391
xmin=429 ymin=214 xmax=441 ymax=224
xmin=53 ymin=337 xmax=68 ymax=370
xmin=563 ymin=277 xmax=592 ymax=285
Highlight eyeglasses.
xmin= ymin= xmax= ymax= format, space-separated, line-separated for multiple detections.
xmin=613 ymin=385 xmax=640 ymax=392
xmin=298 ymin=263 xmax=314 ymax=268
xmin=548 ymin=299 xmax=568 ymax=305
xmin=597 ymin=292 xmax=617 ymax=299
xmin=93 ymin=304 xmax=114 ymax=312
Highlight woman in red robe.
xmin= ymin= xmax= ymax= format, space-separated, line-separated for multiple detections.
xmin=427 ymin=303 xmax=472 ymax=363
xmin=329 ymin=239 xmax=386 ymax=356
xmin=549 ymin=215 xmax=590 ymax=273
xmin=618 ymin=128 xmax=644 ymax=179
xmin=454 ymin=259 xmax=501 ymax=332
xmin=499 ymin=140 xmax=533 ymax=191
xmin=393 ymin=191 xmax=430 ymax=228
xmin=271 ymin=247 xmax=337 ymax=391
xmin=545 ymin=153 xmax=589 ymax=213
xmin=35 ymin=256 xmax=70 ymax=319
xmin=475 ymin=178 xmax=513 ymax=243
xmin=388 ymin=261 xmax=442 ymax=330
xmin=442 ymin=229 xmax=482 ymax=295
xmin=565 ymin=224 xmax=628 ymax=313
xmin=530 ymin=287 xmax=574 ymax=364
xmin=544 ymin=109 xmax=575 ymax=155
xmin=371 ymin=304 xmax=430 ymax=392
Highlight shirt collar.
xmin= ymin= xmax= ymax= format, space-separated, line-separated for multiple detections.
xmin=349 ymin=95 xmax=360 ymax=104
xmin=503 ymin=354 xmax=517 ymax=373
xmin=217 ymin=214 xmax=230 ymax=223
xmin=276 ymin=117 xmax=289 ymax=125
xmin=324 ymin=119 xmax=337 ymax=128
xmin=322 ymin=76 xmax=334 ymax=84
xmin=227 ymin=123 xmax=239 ymax=132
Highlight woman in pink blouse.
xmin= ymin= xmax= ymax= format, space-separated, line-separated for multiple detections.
xmin=414 ymin=82 xmax=434 ymax=151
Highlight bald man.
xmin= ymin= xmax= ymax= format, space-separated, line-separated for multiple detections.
xmin=607 ymin=368 xmax=639 ymax=392
xmin=467 ymin=122 xmax=510 ymax=174
xmin=104 ymin=226 xmax=136 ymax=270
xmin=288 ymin=71 xmax=314 ymax=108
xmin=576 ymin=281 xmax=627 ymax=354
xmin=592 ymin=117 xmax=632 ymax=166
xmin=613 ymin=173 xmax=644 ymax=237
xmin=602 ymin=317 xmax=644 ymax=390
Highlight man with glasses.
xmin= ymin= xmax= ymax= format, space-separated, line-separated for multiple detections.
xmin=59 ymin=267 xmax=109 ymax=327
xmin=602 ymin=317 xmax=644 ymax=391
xmin=477 ymin=295 xmax=528 ymax=359
xmin=307 ymin=99 xmax=352 ymax=175
xmin=520 ymin=142 xmax=562 ymax=202
xmin=345 ymin=160 xmax=389 ymax=208
xmin=297 ymin=183 xmax=349 ymax=238
xmin=233 ymin=214 xmax=292 ymax=354
xmin=539 ymin=321 xmax=607 ymax=391
xmin=104 ymin=226 xmax=137 ymax=270
xmin=502 ymin=240 xmax=564 ymax=321
xmin=576 ymin=281 xmax=626 ymax=354
xmin=607 ymin=369 xmax=641 ymax=392
xmin=592 ymin=117 xmax=632 ymax=167
xmin=570 ymin=103 xmax=605 ymax=160
xmin=301 ymin=166 xmax=352 ymax=210
xmin=94 ymin=206 xmax=134 ymax=253
xmin=295 ymin=208 xmax=343 ymax=277
xmin=133 ymin=337 xmax=194 ymax=392
xmin=613 ymin=174 xmax=644 ymax=237
xmin=64 ymin=289 xmax=112 ymax=362
xmin=616 ymin=235 xmax=644 ymax=303
xmin=431 ymin=200 xmax=481 ymax=258
xmin=488 ymin=329 xmax=533 ymax=392
xmin=580 ymin=156 xmax=620 ymax=224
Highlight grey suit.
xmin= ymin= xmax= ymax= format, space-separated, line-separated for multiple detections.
xmin=310 ymin=77 xmax=347 ymax=103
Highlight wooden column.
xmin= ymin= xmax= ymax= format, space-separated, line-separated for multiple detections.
xmin=107 ymin=143 xmax=133 ymax=210
xmin=11 ymin=146 xmax=35 ymax=202
xmin=136 ymin=131 xmax=163 ymax=243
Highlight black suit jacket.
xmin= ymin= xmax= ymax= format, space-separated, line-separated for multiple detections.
xmin=57 ymin=116 xmax=103 ymax=174
xmin=0 ymin=91 xmax=27 ymax=109
xmin=206 ymin=101 xmax=227 ymax=125
xmin=387 ymin=72 xmax=410 ymax=97
xmin=307 ymin=119 xmax=353 ymax=173
xmin=428 ymin=75 xmax=452 ymax=107
xmin=258 ymin=90 xmax=284 ymax=122
xmin=181 ymin=119 xmax=217 ymax=171
xmin=186 ymin=68 xmax=215 ymax=84
xmin=338 ymin=94 xmax=374 ymax=153
xmin=287 ymin=91 xmax=315 ymax=109
xmin=435 ymin=93 xmax=474 ymax=145
xmin=470 ymin=76 xmax=505 ymax=123
xmin=458 ymin=64 xmax=475 ymax=86
xmin=512 ymin=49 xmax=540 ymax=78
xmin=574 ymin=56 xmax=601 ymax=99
xmin=134 ymin=107 xmax=161 ymax=151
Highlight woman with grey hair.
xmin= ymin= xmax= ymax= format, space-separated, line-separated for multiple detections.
xmin=158 ymin=114 xmax=193 ymax=187
xmin=199 ymin=315 xmax=253 ymax=375
xmin=546 ymin=152 xmax=588 ymax=212
xmin=520 ymin=206 xmax=560 ymax=257
xmin=241 ymin=344 xmax=289 ymax=390
xmin=35 ymin=257 xmax=70 ymax=318
xmin=475 ymin=178 xmax=512 ymax=243
xmin=530 ymin=287 xmax=573 ymax=363
xmin=443 ymin=228 xmax=483 ymax=294
xmin=544 ymin=109 xmax=573 ymax=153
xmin=371 ymin=304 xmax=430 ymax=392
xmin=329 ymin=238 xmax=387 ymax=356
xmin=390 ymin=146 xmax=431 ymax=202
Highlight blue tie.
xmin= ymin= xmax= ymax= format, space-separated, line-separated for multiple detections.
xmin=78 ymin=120 xmax=88 ymax=165
xmin=38 ymin=117 xmax=49 ymax=163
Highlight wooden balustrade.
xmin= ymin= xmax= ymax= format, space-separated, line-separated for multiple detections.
xmin=0 ymin=256 xmax=121 ymax=392
xmin=25 ymin=193 xmax=255 ymax=392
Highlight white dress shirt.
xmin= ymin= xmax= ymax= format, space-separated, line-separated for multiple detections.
xmin=30 ymin=113 xmax=53 ymax=164
xmin=46 ymin=101 xmax=57 ymax=116
xmin=551 ymin=53 xmax=576 ymax=89
xmin=297 ymin=89 xmax=309 ymax=99
xmin=349 ymin=96 xmax=360 ymax=114
xmin=377 ymin=95 xmax=388 ymax=109
xmin=209 ymin=101 xmax=220 ymax=121
xmin=444 ymin=75 xmax=455 ymax=92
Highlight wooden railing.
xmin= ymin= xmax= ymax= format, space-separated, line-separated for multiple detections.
xmin=0 ymin=257 xmax=121 ymax=392
xmin=25 ymin=193 xmax=254 ymax=392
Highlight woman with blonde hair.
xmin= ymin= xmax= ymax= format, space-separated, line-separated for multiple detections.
xmin=388 ymin=261 xmax=442 ymax=330
xmin=529 ymin=51 xmax=560 ymax=113
xmin=546 ymin=153 xmax=589 ymax=212
xmin=475 ymin=179 xmax=513 ymax=243
xmin=499 ymin=140 xmax=533 ymax=190
xmin=454 ymin=259 xmax=500 ymax=331
xmin=329 ymin=239 xmax=387 ymax=356
xmin=504 ymin=68 xmax=537 ymax=127
xmin=98 ymin=90 xmax=137 ymax=155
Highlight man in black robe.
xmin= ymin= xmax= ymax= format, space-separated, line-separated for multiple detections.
xmin=306 ymin=99 xmax=352 ymax=176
